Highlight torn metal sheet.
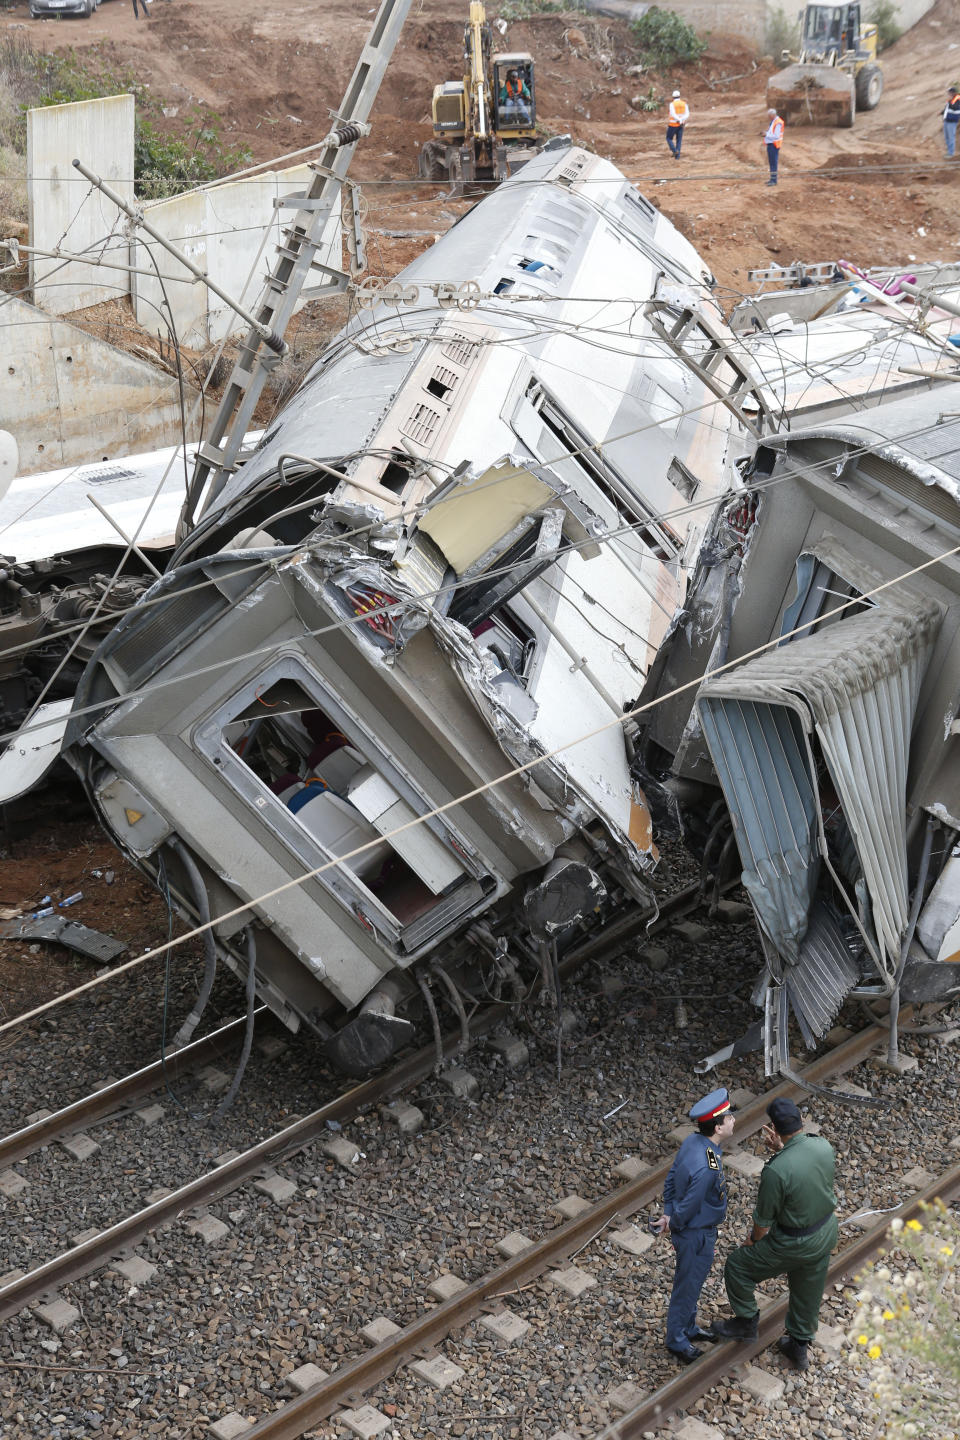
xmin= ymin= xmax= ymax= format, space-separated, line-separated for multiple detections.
xmin=0 ymin=698 xmax=72 ymax=804
xmin=698 ymin=602 xmax=941 ymax=999
xmin=0 ymin=914 xmax=127 ymax=963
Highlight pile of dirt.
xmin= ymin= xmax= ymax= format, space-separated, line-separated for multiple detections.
xmin=0 ymin=818 xmax=173 ymax=1021
xmin=2 ymin=0 xmax=960 ymax=369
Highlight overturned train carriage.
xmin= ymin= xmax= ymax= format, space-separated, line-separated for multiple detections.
xmin=64 ymin=147 xmax=752 ymax=1073
xmin=635 ymin=385 xmax=960 ymax=1076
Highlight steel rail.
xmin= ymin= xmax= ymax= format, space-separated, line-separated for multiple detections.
xmin=0 ymin=970 xmax=586 ymax=1326
xmin=227 ymin=1019 xmax=893 ymax=1440
xmin=598 ymin=1157 xmax=960 ymax=1438
xmin=0 ymin=1010 xmax=264 ymax=1171
xmin=0 ymin=879 xmax=715 ymax=1324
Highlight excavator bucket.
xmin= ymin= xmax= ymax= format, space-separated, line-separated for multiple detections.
xmin=767 ymin=63 xmax=855 ymax=128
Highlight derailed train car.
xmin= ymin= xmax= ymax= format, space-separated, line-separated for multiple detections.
xmin=634 ymin=383 xmax=960 ymax=1077
xmin=61 ymin=147 xmax=758 ymax=1073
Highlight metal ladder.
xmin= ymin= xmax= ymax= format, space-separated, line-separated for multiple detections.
xmin=178 ymin=0 xmax=416 ymax=537
xmin=644 ymin=299 xmax=778 ymax=439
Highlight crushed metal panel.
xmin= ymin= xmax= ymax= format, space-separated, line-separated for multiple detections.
xmin=698 ymin=602 xmax=941 ymax=1035
xmin=0 ymin=698 xmax=72 ymax=804
xmin=0 ymin=914 xmax=127 ymax=963
xmin=917 ymin=849 xmax=960 ymax=963
xmin=416 ymin=460 xmax=555 ymax=574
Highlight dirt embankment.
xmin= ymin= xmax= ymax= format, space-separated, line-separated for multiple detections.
xmin=2 ymin=0 xmax=959 ymax=372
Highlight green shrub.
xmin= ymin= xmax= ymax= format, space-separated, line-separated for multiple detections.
xmin=848 ymin=1204 xmax=960 ymax=1438
xmin=0 ymin=37 xmax=251 ymax=206
xmin=766 ymin=6 xmax=799 ymax=57
xmin=134 ymin=113 xmax=251 ymax=201
xmin=630 ymin=7 xmax=706 ymax=68
xmin=497 ymin=0 xmax=584 ymax=19
xmin=867 ymin=0 xmax=902 ymax=50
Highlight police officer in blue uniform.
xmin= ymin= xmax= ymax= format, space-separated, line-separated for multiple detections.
xmin=653 ymin=1087 xmax=735 ymax=1362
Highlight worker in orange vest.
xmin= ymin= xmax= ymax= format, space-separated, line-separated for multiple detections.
xmin=764 ymin=108 xmax=784 ymax=186
xmin=667 ymin=90 xmax=689 ymax=159
xmin=500 ymin=67 xmax=532 ymax=127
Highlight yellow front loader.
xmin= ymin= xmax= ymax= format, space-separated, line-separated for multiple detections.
xmin=767 ymin=2 xmax=884 ymax=128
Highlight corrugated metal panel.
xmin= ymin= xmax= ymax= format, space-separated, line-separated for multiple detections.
xmin=786 ymin=902 xmax=861 ymax=1048
xmin=698 ymin=601 xmax=941 ymax=1037
xmin=698 ymin=697 xmax=818 ymax=966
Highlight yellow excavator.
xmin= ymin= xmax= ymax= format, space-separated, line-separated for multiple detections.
xmin=418 ymin=1 xmax=541 ymax=190
xmin=767 ymin=2 xmax=883 ymax=128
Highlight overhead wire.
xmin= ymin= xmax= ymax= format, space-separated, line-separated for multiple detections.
xmin=2 ymin=521 xmax=959 ymax=1042
xmin=25 ymin=157 xmax=960 ymax=188
xmin=4 ymin=395 xmax=960 ymax=756
xmin=0 ymin=289 xmax=955 ymax=698
xmin=4 ymin=159 xmax=959 ymax=740
xmin=2 ymin=292 xmax=958 ymax=683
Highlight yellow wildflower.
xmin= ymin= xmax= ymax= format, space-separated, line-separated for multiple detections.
xmin=856 ymin=1334 xmax=869 ymax=1345
xmin=906 ymin=1219 xmax=923 ymax=1232
xmin=868 ymin=1344 xmax=883 ymax=1359
xmin=881 ymin=1309 xmax=894 ymax=1320
xmin=940 ymin=1246 xmax=954 ymax=1257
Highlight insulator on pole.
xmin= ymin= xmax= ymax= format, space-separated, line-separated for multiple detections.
xmin=322 ymin=121 xmax=372 ymax=150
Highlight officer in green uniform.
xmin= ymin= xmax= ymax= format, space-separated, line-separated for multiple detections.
xmin=709 ymin=1096 xmax=837 ymax=1370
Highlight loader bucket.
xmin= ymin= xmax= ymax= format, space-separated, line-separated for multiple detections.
xmin=767 ymin=63 xmax=855 ymax=128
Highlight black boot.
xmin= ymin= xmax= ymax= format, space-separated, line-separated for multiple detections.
xmin=667 ymin=1343 xmax=702 ymax=1363
xmin=778 ymin=1334 xmax=809 ymax=1370
xmin=710 ymin=1312 xmax=759 ymax=1341
xmin=687 ymin=1326 xmax=718 ymax=1343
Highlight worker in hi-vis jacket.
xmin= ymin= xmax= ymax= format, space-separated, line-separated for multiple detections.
xmin=667 ymin=90 xmax=689 ymax=158
xmin=764 ymin=108 xmax=784 ymax=186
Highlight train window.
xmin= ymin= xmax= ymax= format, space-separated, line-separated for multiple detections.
xmin=521 ymin=378 xmax=680 ymax=562
xmin=622 ymin=188 xmax=657 ymax=227
xmin=472 ymin=609 xmax=535 ymax=689
xmin=507 ymin=256 xmax=561 ymax=285
xmin=650 ymin=385 xmax=683 ymax=437
xmin=202 ymin=663 xmax=483 ymax=948
xmin=780 ymin=554 xmax=871 ymax=643
xmin=668 ymin=456 xmax=700 ymax=503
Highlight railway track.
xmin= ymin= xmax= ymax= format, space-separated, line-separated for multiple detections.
xmin=3 ymin=879 xmax=954 ymax=1440
xmin=0 ymin=1010 xmax=265 ymax=1172
xmin=193 ymin=1017 xmax=921 ymax=1440
xmin=2 ymin=1005 xmax=922 ymax=1435
xmin=0 ymin=878 xmax=717 ymax=1325
xmin=597 ymin=1152 xmax=960 ymax=1437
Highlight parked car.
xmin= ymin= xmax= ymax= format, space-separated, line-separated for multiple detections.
xmin=31 ymin=0 xmax=100 ymax=19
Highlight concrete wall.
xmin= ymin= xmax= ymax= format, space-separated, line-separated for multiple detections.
xmin=27 ymin=97 xmax=343 ymax=349
xmin=0 ymin=298 xmax=200 ymax=474
xmin=131 ymin=165 xmax=342 ymax=348
xmin=27 ymin=95 xmax=135 ymax=315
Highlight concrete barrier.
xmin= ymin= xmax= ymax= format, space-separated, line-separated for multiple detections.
xmin=131 ymin=164 xmax=342 ymax=348
xmin=0 ymin=297 xmax=200 ymax=474
xmin=27 ymin=95 xmax=135 ymax=315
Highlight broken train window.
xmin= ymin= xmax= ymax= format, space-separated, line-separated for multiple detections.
xmin=208 ymin=666 xmax=489 ymax=949
xmin=779 ymin=553 xmax=872 ymax=644
xmin=514 ymin=378 xmax=681 ymax=565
